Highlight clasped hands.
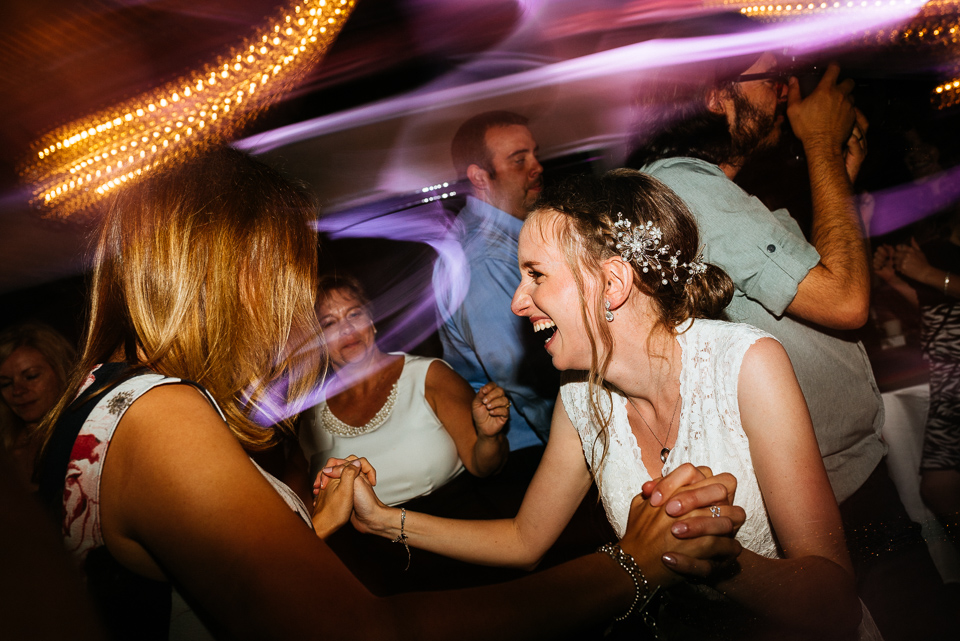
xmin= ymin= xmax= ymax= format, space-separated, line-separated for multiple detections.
xmin=873 ymin=239 xmax=931 ymax=284
xmin=310 ymin=454 xmax=378 ymax=539
xmin=314 ymin=457 xmax=744 ymax=585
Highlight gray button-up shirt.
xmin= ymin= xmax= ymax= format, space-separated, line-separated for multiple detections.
xmin=644 ymin=157 xmax=885 ymax=502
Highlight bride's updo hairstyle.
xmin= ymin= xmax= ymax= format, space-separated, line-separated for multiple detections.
xmin=533 ymin=168 xmax=732 ymax=340
xmin=531 ymin=169 xmax=733 ymax=479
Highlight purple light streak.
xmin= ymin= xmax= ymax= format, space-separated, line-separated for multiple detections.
xmin=867 ymin=164 xmax=960 ymax=237
xmin=238 ymin=4 xmax=917 ymax=155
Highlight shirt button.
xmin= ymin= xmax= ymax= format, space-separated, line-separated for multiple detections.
xmin=767 ymin=244 xmax=776 ymax=253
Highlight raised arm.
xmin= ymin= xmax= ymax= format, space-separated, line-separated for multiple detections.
xmin=714 ymin=338 xmax=861 ymax=637
xmin=425 ymin=360 xmax=508 ymax=477
xmin=785 ymin=64 xmax=871 ymax=329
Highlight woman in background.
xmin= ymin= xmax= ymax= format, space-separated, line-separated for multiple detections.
xmin=874 ymin=211 xmax=960 ymax=547
xmin=0 ymin=322 xmax=75 ymax=491
xmin=296 ymin=272 xmax=513 ymax=593
xmin=299 ymin=272 xmax=508 ymax=512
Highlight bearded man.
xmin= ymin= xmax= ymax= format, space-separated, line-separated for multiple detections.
xmin=630 ymin=51 xmax=955 ymax=640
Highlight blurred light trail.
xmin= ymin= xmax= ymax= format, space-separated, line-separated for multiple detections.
xmin=867 ymin=164 xmax=960 ymax=237
xmin=238 ymin=3 xmax=918 ymax=154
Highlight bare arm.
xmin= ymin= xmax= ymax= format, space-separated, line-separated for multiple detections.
xmin=351 ymin=399 xmax=595 ymax=569
xmin=348 ymin=401 xmax=745 ymax=586
xmin=99 ymin=384 xmax=648 ymax=641
xmin=425 ymin=360 xmax=508 ymax=477
xmin=712 ymin=338 xmax=860 ymax=638
xmin=786 ymin=64 xmax=871 ymax=329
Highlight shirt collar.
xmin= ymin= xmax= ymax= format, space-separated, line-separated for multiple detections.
xmin=463 ymin=196 xmax=525 ymax=241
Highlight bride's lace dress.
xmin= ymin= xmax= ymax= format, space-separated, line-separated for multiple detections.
xmin=560 ymin=317 xmax=883 ymax=640
xmin=560 ymin=318 xmax=777 ymax=559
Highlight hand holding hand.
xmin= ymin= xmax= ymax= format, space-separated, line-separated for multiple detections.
xmin=641 ymin=464 xmax=737 ymax=511
xmin=472 ymin=382 xmax=509 ymax=438
xmin=872 ymin=245 xmax=897 ymax=282
xmin=349 ymin=474 xmax=390 ymax=535
xmin=314 ymin=455 xmax=376 ymax=493
xmin=894 ymin=238 xmax=932 ymax=281
xmin=618 ymin=486 xmax=743 ymax=590
xmin=787 ymin=63 xmax=856 ymax=154
xmin=311 ymin=459 xmax=363 ymax=539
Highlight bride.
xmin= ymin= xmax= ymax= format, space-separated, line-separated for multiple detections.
xmin=329 ymin=169 xmax=864 ymax=639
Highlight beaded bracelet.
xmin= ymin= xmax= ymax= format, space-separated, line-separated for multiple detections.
xmin=392 ymin=508 xmax=411 ymax=571
xmin=597 ymin=543 xmax=661 ymax=629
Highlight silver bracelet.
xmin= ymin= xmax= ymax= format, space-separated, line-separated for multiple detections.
xmin=391 ymin=508 xmax=411 ymax=571
xmin=597 ymin=543 xmax=660 ymax=627
xmin=945 ymin=272 xmax=951 ymax=295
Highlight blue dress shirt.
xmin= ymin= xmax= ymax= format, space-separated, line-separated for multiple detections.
xmin=433 ymin=196 xmax=558 ymax=449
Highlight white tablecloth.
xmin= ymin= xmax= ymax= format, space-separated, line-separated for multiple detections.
xmin=881 ymin=384 xmax=960 ymax=583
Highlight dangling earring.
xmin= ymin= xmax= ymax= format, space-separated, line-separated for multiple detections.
xmin=604 ymin=300 xmax=614 ymax=322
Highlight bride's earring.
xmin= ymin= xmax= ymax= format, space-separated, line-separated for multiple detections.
xmin=604 ymin=300 xmax=614 ymax=322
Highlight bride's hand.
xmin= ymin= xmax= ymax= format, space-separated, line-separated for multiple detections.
xmin=618 ymin=490 xmax=743 ymax=589
xmin=641 ymin=463 xmax=737 ymax=509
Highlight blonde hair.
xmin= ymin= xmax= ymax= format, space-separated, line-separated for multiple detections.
xmin=0 ymin=323 xmax=76 ymax=449
xmin=39 ymin=147 xmax=324 ymax=457
xmin=532 ymin=169 xmax=733 ymax=487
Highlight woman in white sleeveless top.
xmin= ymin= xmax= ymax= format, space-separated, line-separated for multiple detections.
xmin=297 ymin=273 xmax=509 ymax=511
xmin=346 ymin=170 xmax=871 ymax=639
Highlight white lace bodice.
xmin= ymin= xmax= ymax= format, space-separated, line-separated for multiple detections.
xmin=560 ymin=318 xmax=779 ymax=559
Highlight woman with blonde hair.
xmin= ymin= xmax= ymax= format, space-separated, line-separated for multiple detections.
xmin=0 ymin=322 xmax=75 ymax=490
xmin=36 ymin=148 xmax=744 ymax=640
xmin=344 ymin=169 xmax=869 ymax=640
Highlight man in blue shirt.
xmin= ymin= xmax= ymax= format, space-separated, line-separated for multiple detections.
xmin=434 ymin=111 xmax=558 ymax=452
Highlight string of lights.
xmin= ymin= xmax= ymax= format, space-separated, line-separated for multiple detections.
xmin=729 ymin=0 xmax=923 ymax=18
xmin=20 ymin=0 xmax=357 ymax=219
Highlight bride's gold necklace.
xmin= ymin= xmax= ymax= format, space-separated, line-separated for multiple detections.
xmin=627 ymin=391 xmax=681 ymax=464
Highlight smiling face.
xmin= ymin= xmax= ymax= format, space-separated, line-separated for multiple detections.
xmin=316 ymin=288 xmax=378 ymax=370
xmin=0 ymin=346 xmax=63 ymax=427
xmin=482 ymin=124 xmax=544 ymax=219
xmin=511 ymin=210 xmax=598 ymax=371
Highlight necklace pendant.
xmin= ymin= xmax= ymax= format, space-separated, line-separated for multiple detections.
xmin=660 ymin=447 xmax=670 ymax=463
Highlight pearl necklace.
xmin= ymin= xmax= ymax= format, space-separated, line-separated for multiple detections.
xmin=321 ymin=380 xmax=399 ymax=437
